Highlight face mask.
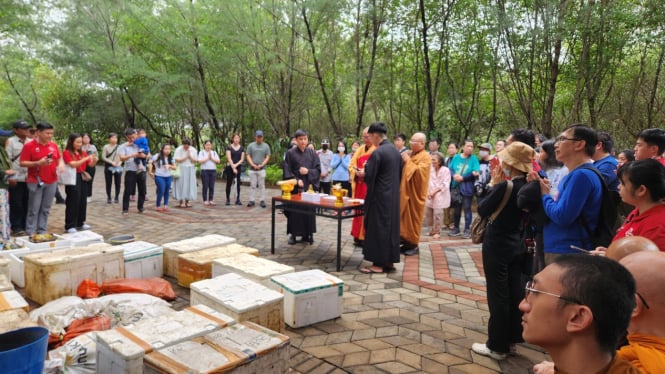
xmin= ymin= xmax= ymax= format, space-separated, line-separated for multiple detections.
xmin=503 ymin=167 xmax=512 ymax=177
xmin=479 ymin=150 xmax=489 ymax=158
xmin=322 ymin=145 xmax=328 ymax=151
xmin=338 ymin=146 xmax=345 ymax=152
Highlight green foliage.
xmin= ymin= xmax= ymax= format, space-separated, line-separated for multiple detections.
xmin=265 ymin=164 xmax=284 ymax=186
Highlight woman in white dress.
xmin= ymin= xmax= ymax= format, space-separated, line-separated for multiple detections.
xmin=173 ymin=138 xmax=198 ymax=208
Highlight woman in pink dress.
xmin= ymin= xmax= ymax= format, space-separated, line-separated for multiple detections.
xmin=425 ymin=153 xmax=451 ymax=239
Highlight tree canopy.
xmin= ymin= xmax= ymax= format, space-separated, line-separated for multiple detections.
xmin=1 ymin=0 xmax=663 ymax=153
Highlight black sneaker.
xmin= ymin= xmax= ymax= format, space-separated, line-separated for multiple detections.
xmin=114 ymin=198 xmax=119 ymax=204
xmin=462 ymin=230 xmax=471 ymax=239
xmin=403 ymin=247 xmax=420 ymax=256
xmin=225 ymin=200 xmax=231 ymax=206
xmin=107 ymin=198 xmax=112 ymax=204
xmin=260 ymin=201 xmax=266 ymax=208
xmin=247 ymin=201 xmax=255 ymax=207
xmin=288 ymin=235 xmax=296 ymax=245
xmin=235 ymin=200 xmax=242 ymax=205
xmin=449 ymin=228 xmax=461 ymax=237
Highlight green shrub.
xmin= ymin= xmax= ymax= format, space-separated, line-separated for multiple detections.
xmin=265 ymin=164 xmax=283 ymax=185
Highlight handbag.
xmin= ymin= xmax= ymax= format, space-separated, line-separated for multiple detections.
xmin=81 ymin=171 xmax=92 ymax=182
xmin=57 ymin=166 xmax=77 ymax=186
xmin=470 ymin=180 xmax=513 ymax=244
xmin=450 ymin=185 xmax=463 ymax=205
xmin=170 ymin=165 xmax=181 ymax=179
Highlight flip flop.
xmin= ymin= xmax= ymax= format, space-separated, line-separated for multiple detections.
xmin=359 ymin=266 xmax=384 ymax=274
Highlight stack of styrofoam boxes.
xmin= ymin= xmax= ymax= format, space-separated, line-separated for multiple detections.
xmin=54 ymin=230 xmax=104 ymax=247
xmin=271 ymin=269 xmax=344 ymax=328
xmin=143 ymin=321 xmax=290 ymax=374
xmin=118 ymin=241 xmax=164 ymax=279
xmin=190 ymin=273 xmax=284 ymax=332
xmin=211 ymin=253 xmax=294 ymax=290
xmin=96 ymin=304 xmax=234 ymax=374
xmin=23 ymin=243 xmax=124 ymax=305
xmin=0 ymin=258 xmax=12 ymax=291
xmin=2 ymin=236 xmax=73 ymax=287
xmin=0 ymin=290 xmax=29 ymax=313
xmin=162 ymin=234 xmax=236 ymax=278
xmin=176 ymin=243 xmax=259 ymax=288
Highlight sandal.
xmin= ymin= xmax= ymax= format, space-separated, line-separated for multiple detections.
xmin=185 ymin=201 xmax=193 ymax=208
xmin=178 ymin=201 xmax=186 ymax=208
xmin=359 ymin=266 xmax=385 ymax=274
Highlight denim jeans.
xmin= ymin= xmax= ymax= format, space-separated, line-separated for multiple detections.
xmin=154 ymin=175 xmax=172 ymax=207
xmin=454 ymin=195 xmax=473 ymax=231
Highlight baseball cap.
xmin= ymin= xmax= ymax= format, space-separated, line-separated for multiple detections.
xmin=12 ymin=120 xmax=30 ymax=130
xmin=479 ymin=143 xmax=492 ymax=151
xmin=255 ymin=130 xmax=264 ymax=137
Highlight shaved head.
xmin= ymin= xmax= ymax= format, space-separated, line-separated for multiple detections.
xmin=619 ymin=251 xmax=665 ymax=334
xmin=606 ymin=236 xmax=659 ymax=261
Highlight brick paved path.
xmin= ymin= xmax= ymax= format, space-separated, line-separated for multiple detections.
xmin=26 ymin=167 xmax=548 ymax=373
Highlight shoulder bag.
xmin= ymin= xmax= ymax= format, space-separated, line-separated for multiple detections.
xmin=470 ymin=180 xmax=513 ymax=244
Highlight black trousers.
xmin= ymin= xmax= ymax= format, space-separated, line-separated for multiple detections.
xmin=8 ymin=181 xmax=28 ymax=232
xmin=122 ymin=171 xmax=146 ymax=212
xmin=482 ymin=239 xmax=526 ymax=353
xmin=65 ymin=174 xmax=88 ymax=229
xmin=84 ymin=165 xmax=96 ymax=197
xmin=105 ymin=167 xmax=121 ymax=200
xmin=225 ymin=167 xmax=241 ymax=201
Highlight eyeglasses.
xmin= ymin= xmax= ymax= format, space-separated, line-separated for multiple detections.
xmin=637 ymin=292 xmax=650 ymax=310
xmin=524 ymin=280 xmax=581 ymax=305
xmin=555 ymin=135 xmax=582 ymax=143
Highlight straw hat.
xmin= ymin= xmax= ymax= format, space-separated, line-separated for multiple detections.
xmin=497 ymin=141 xmax=535 ymax=173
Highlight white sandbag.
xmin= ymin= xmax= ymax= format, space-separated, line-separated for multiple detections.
xmin=29 ymin=296 xmax=92 ymax=335
xmin=94 ymin=293 xmax=174 ymax=327
xmin=44 ymin=331 xmax=97 ymax=374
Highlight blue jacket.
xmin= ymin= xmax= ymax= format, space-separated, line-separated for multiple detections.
xmin=594 ymin=155 xmax=619 ymax=192
xmin=542 ymin=164 xmax=603 ymax=253
xmin=331 ymin=153 xmax=350 ymax=181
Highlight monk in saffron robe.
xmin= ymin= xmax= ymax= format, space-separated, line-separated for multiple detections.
xmin=349 ymin=127 xmax=375 ymax=246
xmin=399 ymin=132 xmax=431 ymax=256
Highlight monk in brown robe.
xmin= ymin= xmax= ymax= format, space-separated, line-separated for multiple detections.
xmin=399 ymin=132 xmax=431 ymax=256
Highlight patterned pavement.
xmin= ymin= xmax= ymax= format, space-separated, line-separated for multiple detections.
xmin=20 ymin=168 xmax=549 ymax=373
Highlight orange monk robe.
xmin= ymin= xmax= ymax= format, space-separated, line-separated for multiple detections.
xmin=617 ymin=333 xmax=665 ymax=374
xmin=349 ymin=144 xmax=375 ymax=198
xmin=399 ymin=149 xmax=431 ymax=245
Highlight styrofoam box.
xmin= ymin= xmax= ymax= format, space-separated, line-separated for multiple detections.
xmin=96 ymin=304 xmax=235 ymax=374
xmin=0 ymin=258 xmax=9 ymax=280
xmin=0 ymin=274 xmax=12 ymax=292
xmin=301 ymin=191 xmax=327 ymax=203
xmin=24 ymin=243 xmax=123 ymax=305
xmin=271 ymin=269 xmax=344 ymax=328
xmin=162 ymin=234 xmax=236 ymax=278
xmin=191 ymin=273 xmax=284 ymax=332
xmin=54 ymin=230 xmax=104 ymax=247
xmin=211 ymin=253 xmax=294 ymax=289
xmin=119 ymin=241 xmax=163 ymax=279
xmin=2 ymin=245 xmax=75 ymax=288
xmin=14 ymin=235 xmax=72 ymax=250
xmin=0 ymin=290 xmax=29 ymax=313
xmin=143 ymin=321 xmax=290 ymax=374
xmin=0 ymin=309 xmax=37 ymax=334
xmin=176 ymin=243 xmax=259 ymax=288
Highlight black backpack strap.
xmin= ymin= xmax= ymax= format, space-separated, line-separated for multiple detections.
xmin=576 ymin=164 xmax=609 ymax=249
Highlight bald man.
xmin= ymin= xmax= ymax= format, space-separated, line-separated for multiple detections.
xmin=534 ymin=250 xmax=665 ymax=374
xmin=399 ymin=132 xmax=431 ymax=256
xmin=605 ymin=236 xmax=660 ymax=261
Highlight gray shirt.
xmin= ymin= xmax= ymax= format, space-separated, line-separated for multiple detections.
xmin=119 ymin=142 xmax=141 ymax=172
xmin=6 ymin=136 xmax=28 ymax=182
xmin=247 ymin=141 xmax=271 ymax=169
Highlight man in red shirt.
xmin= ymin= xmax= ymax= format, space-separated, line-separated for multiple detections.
xmin=19 ymin=122 xmax=64 ymax=235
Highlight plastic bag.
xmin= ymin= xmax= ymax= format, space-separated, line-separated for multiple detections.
xmin=77 ymin=279 xmax=101 ymax=298
xmin=100 ymin=278 xmax=176 ymax=301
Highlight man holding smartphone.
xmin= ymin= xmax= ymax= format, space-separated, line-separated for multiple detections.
xmin=19 ymin=121 xmax=64 ymax=235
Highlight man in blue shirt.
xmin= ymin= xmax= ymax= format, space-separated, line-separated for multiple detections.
xmin=448 ymin=139 xmax=480 ymax=238
xmin=593 ymin=131 xmax=619 ymax=191
xmin=529 ymin=125 xmax=602 ymax=264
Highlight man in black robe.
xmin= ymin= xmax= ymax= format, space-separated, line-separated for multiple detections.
xmin=360 ymin=122 xmax=402 ymax=273
xmin=283 ymin=129 xmax=321 ymax=245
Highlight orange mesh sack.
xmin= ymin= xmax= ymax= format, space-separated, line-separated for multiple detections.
xmin=77 ymin=279 xmax=101 ymax=298
xmin=100 ymin=278 xmax=176 ymax=301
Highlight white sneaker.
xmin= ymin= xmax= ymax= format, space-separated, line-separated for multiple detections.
xmin=80 ymin=224 xmax=91 ymax=230
xmin=66 ymin=228 xmax=77 ymax=234
xmin=86 ymin=197 xmax=92 ymax=203
xmin=471 ymin=343 xmax=507 ymax=360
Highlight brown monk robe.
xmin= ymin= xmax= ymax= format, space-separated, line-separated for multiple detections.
xmin=399 ymin=132 xmax=431 ymax=256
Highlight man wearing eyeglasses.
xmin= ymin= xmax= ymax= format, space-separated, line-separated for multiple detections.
xmin=528 ymin=125 xmax=603 ymax=264
xmin=532 ymin=250 xmax=665 ymax=374
xmin=521 ymin=254 xmax=638 ymax=373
